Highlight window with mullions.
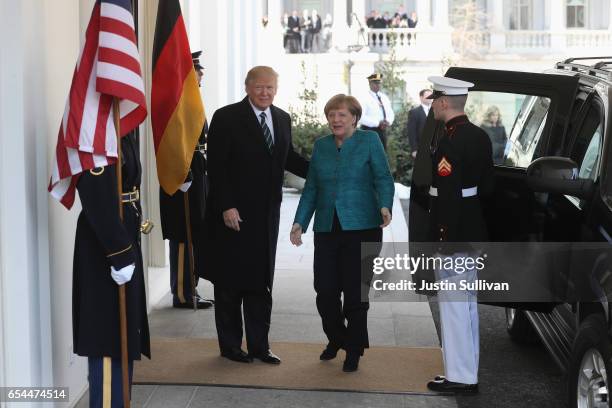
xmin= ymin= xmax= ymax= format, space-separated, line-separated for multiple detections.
xmin=567 ymin=0 xmax=586 ymax=28
xmin=509 ymin=0 xmax=532 ymax=30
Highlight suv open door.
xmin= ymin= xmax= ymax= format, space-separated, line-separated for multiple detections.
xmin=409 ymin=67 xmax=579 ymax=311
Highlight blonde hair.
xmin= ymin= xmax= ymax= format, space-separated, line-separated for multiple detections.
xmin=245 ymin=66 xmax=279 ymax=85
xmin=482 ymin=105 xmax=502 ymax=126
xmin=324 ymin=94 xmax=362 ymax=123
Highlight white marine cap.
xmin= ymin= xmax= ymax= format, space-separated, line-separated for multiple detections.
xmin=426 ymin=76 xmax=474 ymax=99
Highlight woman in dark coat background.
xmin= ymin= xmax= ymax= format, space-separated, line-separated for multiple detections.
xmin=480 ymin=105 xmax=507 ymax=165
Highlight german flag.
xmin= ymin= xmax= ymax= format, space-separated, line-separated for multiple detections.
xmin=151 ymin=0 xmax=204 ymax=195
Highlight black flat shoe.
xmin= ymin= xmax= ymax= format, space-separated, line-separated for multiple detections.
xmin=220 ymin=348 xmax=252 ymax=363
xmin=173 ymin=299 xmax=213 ymax=309
xmin=427 ymin=379 xmax=478 ymax=394
xmin=320 ymin=344 xmax=340 ymax=361
xmin=249 ymin=350 xmax=281 ymax=365
xmin=342 ymin=352 xmax=360 ymax=372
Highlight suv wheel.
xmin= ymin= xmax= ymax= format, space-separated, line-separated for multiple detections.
xmin=569 ymin=314 xmax=611 ymax=408
xmin=505 ymin=308 xmax=538 ymax=344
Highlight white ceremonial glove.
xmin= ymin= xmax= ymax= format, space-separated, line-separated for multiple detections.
xmin=111 ymin=263 xmax=135 ymax=285
xmin=179 ymin=181 xmax=192 ymax=192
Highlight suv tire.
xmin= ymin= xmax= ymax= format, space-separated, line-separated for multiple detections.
xmin=505 ymin=308 xmax=539 ymax=344
xmin=568 ymin=314 xmax=611 ymax=408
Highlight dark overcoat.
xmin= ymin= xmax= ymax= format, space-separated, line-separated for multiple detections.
xmin=406 ymin=105 xmax=427 ymax=152
xmin=72 ymin=133 xmax=150 ymax=361
xmin=201 ymin=97 xmax=308 ymax=290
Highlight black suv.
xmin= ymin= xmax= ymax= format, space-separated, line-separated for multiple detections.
xmin=409 ymin=57 xmax=612 ymax=408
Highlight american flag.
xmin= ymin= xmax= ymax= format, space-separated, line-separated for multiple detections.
xmin=49 ymin=0 xmax=147 ymax=209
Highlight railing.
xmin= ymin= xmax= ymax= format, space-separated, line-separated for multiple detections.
xmin=367 ymin=28 xmax=419 ymax=52
xmin=504 ymin=30 xmax=551 ymax=50
xmin=566 ymin=30 xmax=612 ymax=48
xmin=452 ymin=31 xmax=491 ymax=55
xmin=359 ymin=28 xmax=612 ymax=55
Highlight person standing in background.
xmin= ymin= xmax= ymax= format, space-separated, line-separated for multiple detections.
xmin=406 ymin=89 xmax=433 ymax=159
xmin=359 ymin=73 xmax=394 ymax=150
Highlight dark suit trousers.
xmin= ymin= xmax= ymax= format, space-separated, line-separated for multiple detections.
xmin=361 ymin=125 xmax=387 ymax=150
xmin=313 ymin=223 xmax=382 ymax=355
xmin=214 ymin=285 xmax=272 ymax=355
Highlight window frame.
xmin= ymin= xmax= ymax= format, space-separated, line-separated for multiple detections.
xmin=509 ymin=0 xmax=533 ymax=30
xmin=566 ymin=0 xmax=587 ymax=29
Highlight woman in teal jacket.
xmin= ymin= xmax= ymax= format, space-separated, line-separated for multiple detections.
xmin=290 ymin=94 xmax=395 ymax=372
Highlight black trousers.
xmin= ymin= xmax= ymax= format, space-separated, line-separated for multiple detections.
xmin=361 ymin=126 xmax=387 ymax=150
xmin=313 ymin=227 xmax=382 ymax=355
xmin=214 ymin=285 xmax=272 ymax=355
xmin=169 ymin=240 xmax=199 ymax=305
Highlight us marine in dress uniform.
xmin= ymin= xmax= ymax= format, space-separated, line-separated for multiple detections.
xmin=159 ymin=51 xmax=213 ymax=309
xmin=73 ymin=132 xmax=150 ymax=406
xmin=359 ymin=73 xmax=394 ymax=150
xmin=424 ymin=76 xmax=494 ymax=394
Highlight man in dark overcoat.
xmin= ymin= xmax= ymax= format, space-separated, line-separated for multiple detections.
xmin=203 ymin=66 xmax=308 ymax=364
xmin=159 ymin=51 xmax=213 ymax=309
xmin=73 ymin=132 xmax=150 ymax=406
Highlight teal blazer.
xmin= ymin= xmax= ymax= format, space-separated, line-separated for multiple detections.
xmin=294 ymin=130 xmax=395 ymax=232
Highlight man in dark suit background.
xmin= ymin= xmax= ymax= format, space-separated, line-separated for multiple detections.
xmin=287 ymin=10 xmax=301 ymax=53
xmin=203 ymin=66 xmax=309 ymax=365
xmin=406 ymin=89 xmax=432 ymax=159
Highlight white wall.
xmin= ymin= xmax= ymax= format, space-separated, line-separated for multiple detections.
xmin=46 ymin=0 xmax=95 ymax=405
xmin=0 ymin=0 xmax=85 ymax=406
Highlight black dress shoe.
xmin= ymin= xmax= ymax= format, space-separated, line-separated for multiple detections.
xmin=320 ymin=344 xmax=341 ymax=361
xmin=220 ymin=348 xmax=252 ymax=363
xmin=342 ymin=352 xmax=360 ymax=372
xmin=249 ymin=350 xmax=281 ymax=364
xmin=427 ymin=379 xmax=478 ymax=394
xmin=173 ymin=299 xmax=213 ymax=309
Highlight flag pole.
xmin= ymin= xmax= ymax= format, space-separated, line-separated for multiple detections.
xmin=183 ymin=193 xmax=197 ymax=311
xmin=113 ymin=98 xmax=131 ymax=408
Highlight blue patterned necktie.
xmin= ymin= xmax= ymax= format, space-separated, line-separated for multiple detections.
xmin=259 ymin=112 xmax=274 ymax=153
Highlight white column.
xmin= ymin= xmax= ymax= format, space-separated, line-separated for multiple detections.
xmin=416 ymin=0 xmax=431 ymax=28
xmin=331 ymin=0 xmax=350 ymax=50
xmin=549 ymin=0 xmax=565 ymax=52
xmin=417 ymin=0 xmax=452 ymax=59
xmin=264 ymin=0 xmax=285 ymax=56
xmin=609 ymin=0 xmax=612 ymax=30
xmin=432 ymin=0 xmax=449 ymax=28
xmin=185 ymin=0 xmax=201 ymax=50
xmin=352 ymin=0 xmax=367 ymax=28
xmin=488 ymin=0 xmax=506 ymax=53
xmin=200 ymin=0 xmax=229 ymax=112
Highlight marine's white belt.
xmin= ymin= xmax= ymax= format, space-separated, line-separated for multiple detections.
xmin=429 ymin=186 xmax=478 ymax=198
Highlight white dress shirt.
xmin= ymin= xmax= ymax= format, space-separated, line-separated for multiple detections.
xmin=248 ymin=99 xmax=275 ymax=142
xmin=359 ymin=90 xmax=395 ymax=128
xmin=421 ymin=103 xmax=430 ymax=117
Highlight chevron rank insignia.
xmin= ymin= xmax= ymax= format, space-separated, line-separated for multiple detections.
xmin=437 ymin=156 xmax=452 ymax=177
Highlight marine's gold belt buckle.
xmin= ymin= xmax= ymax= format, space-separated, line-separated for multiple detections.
xmin=140 ymin=219 xmax=154 ymax=235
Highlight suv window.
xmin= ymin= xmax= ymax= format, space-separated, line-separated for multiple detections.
xmin=570 ymin=105 xmax=602 ymax=182
xmin=465 ymin=92 xmax=551 ymax=168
